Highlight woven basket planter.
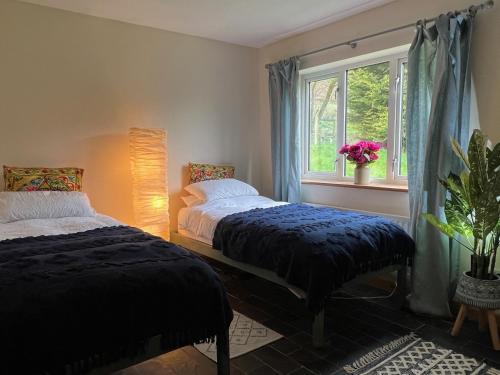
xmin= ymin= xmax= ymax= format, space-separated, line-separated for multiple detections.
xmin=454 ymin=271 xmax=500 ymax=309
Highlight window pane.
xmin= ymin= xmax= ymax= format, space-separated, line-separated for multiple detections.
xmin=308 ymin=77 xmax=338 ymax=173
xmin=345 ymin=62 xmax=389 ymax=179
xmin=398 ymin=62 xmax=408 ymax=177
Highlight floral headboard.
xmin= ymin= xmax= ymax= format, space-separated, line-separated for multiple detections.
xmin=3 ymin=166 xmax=84 ymax=191
xmin=188 ymin=163 xmax=235 ymax=184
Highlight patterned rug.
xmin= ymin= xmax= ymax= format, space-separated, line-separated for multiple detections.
xmin=344 ymin=333 xmax=499 ymax=375
xmin=194 ymin=310 xmax=282 ymax=362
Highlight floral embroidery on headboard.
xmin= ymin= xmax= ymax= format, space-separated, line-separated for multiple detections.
xmin=189 ymin=163 xmax=235 ymax=184
xmin=3 ymin=166 xmax=84 ymax=191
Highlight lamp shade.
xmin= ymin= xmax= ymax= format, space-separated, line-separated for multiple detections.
xmin=129 ymin=127 xmax=169 ymax=238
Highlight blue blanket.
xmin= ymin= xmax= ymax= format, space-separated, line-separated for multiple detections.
xmin=213 ymin=204 xmax=414 ymax=313
xmin=0 ymin=226 xmax=232 ymax=374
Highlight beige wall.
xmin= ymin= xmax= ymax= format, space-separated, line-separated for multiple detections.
xmin=0 ymin=0 xmax=259 ymax=228
xmin=1 ymin=0 xmax=499 ymax=226
xmin=258 ymin=0 xmax=500 ymax=216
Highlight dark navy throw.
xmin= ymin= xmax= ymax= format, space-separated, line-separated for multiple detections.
xmin=213 ymin=204 xmax=414 ymax=313
xmin=0 ymin=226 xmax=232 ymax=375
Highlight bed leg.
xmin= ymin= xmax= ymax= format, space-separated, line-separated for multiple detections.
xmin=216 ymin=330 xmax=230 ymax=375
xmin=312 ymin=308 xmax=326 ymax=348
xmin=396 ymin=265 xmax=408 ymax=308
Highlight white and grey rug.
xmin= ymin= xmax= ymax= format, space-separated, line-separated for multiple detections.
xmin=344 ymin=333 xmax=500 ymax=375
xmin=194 ymin=310 xmax=282 ymax=362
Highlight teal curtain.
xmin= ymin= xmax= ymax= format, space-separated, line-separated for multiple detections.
xmin=407 ymin=12 xmax=475 ymax=317
xmin=268 ymin=57 xmax=301 ymax=203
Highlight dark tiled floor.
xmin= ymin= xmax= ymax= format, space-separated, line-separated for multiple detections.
xmin=118 ymin=259 xmax=500 ymax=375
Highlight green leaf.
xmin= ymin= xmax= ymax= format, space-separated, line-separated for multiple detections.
xmin=446 ymin=173 xmax=472 ymax=213
xmin=472 ymin=191 xmax=500 ymax=240
xmin=468 ymin=130 xmax=488 ymax=198
xmin=469 ymin=173 xmax=482 ymax=209
xmin=486 ymin=143 xmax=500 ymax=176
xmin=422 ymin=213 xmax=456 ymax=238
xmin=451 ymin=137 xmax=470 ymax=169
xmin=444 ymin=199 xmax=473 ymax=237
xmin=493 ymin=172 xmax=500 ymax=200
xmin=459 ymin=171 xmax=472 ymax=205
xmin=446 ymin=173 xmax=465 ymax=196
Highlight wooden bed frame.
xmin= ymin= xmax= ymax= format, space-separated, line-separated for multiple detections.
xmin=171 ymin=231 xmax=408 ymax=348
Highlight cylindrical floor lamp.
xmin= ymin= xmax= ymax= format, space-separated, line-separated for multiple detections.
xmin=129 ymin=127 xmax=169 ymax=239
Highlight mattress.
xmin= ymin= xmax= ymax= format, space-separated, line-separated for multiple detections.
xmin=0 ymin=213 xmax=121 ymax=241
xmin=178 ymin=195 xmax=287 ymax=244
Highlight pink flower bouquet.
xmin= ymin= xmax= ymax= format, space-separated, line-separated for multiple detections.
xmin=338 ymin=141 xmax=381 ymax=166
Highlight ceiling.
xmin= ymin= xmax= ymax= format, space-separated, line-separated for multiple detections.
xmin=19 ymin=0 xmax=394 ymax=47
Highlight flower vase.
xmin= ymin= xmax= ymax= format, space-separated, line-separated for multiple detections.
xmin=354 ymin=165 xmax=370 ymax=185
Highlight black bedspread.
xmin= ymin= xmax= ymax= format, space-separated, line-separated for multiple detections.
xmin=213 ymin=204 xmax=414 ymax=313
xmin=0 ymin=226 xmax=232 ymax=375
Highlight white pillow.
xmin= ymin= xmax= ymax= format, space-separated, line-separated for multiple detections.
xmin=0 ymin=191 xmax=96 ymax=224
xmin=184 ymin=178 xmax=258 ymax=202
xmin=181 ymin=195 xmax=203 ymax=207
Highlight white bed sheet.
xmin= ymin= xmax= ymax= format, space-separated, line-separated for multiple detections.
xmin=178 ymin=195 xmax=287 ymax=244
xmin=0 ymin=214 xmax=122 ymax=241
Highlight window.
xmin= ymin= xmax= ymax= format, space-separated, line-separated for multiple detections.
xmin=302 ymin=51 xmax=408 ymax=185
xmin=308 ymin=77 xmax=338 ymax=173
xmin=397 ymin=61 xmax=408 ymax=177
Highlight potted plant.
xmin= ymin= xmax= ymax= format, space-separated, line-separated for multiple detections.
xmin=423 ymin=129 xmax=500 ymax=310
xmin=339 ymin=141 xmax=381 ymax=185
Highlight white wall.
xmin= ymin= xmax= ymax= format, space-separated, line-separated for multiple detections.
xmin=257 ymin=0 xmax=500 ymax=217
xmin=0 ymin=0 xmax=259 ymax=229
xmin=1 ymin=0 xmax=499 ymax=226
xmin=303 ymin=185 xmax=409 ymax=217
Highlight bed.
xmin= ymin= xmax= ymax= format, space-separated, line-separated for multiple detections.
xmin=0 ymin=191 xmax=232 ymax=375
xmin=172 ymin=167 xmax=415 ymax=347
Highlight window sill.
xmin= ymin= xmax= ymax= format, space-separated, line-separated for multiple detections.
xmin=301 ymin=179 xmax=408 ymax=192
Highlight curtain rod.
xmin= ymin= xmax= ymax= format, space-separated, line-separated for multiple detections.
xmin=265 ymin=0 xmax=494 ymax=68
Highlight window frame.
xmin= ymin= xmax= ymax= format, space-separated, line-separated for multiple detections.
xmin=394 ymin=58 xmax=408 ymax=181
xmin=300 ymin=50 xmax=408 ymax=186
